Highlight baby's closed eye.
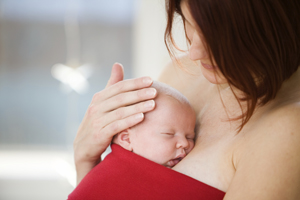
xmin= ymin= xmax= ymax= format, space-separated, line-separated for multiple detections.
xmin=162 ymin=132 xmax=175 ymax=136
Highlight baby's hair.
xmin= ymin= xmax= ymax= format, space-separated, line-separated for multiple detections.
xmin=151 ymin=81 xmax=191 ymax=106
xmin=112 ymin=81 xmax=193 ymax=145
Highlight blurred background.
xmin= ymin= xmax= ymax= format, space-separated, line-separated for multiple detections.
xmin=0 ymin=0 xmax=186 ymax=199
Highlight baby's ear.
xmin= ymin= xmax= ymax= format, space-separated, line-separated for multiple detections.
xmin=113 ymin=129 xmax=133 ymax=151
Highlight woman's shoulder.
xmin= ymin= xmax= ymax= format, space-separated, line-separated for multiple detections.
xmin=247 ymin=68 xmax=300 ymax=142
xmin=244 ymin=101 xmax=300 ymax=149
xmin=263 ymin=101 xmax=300 ymax=133
xmin=236 ymin=101 xmax=300 ymax=173
xmin=227 ymin=102 xmax=300 ymax=199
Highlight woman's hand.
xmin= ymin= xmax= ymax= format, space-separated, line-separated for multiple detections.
xmin=74 ymin=63 xmax=157 ymax=184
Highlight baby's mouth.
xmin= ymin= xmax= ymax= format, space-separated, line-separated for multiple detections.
xmin=168 ymin=158 xmax=183 ymax=167
xmin=167 ymin=154 xmax=186 ymax=168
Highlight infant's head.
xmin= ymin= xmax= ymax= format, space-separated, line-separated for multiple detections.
xmin=113 ymin=81 xmax=196 ymax=168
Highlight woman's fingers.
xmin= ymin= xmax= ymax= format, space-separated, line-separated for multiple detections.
xmin=99 ymin=100 xmax=155 ymax=128
xmin=105 ymin=63 xmax=124 ymax=88
xmin=97 ymin=76 xmax=153 ymax=102
xmin=99 ymin=112 xmax=145 ymax=141
xmin=103 ymin=88 xmax=157 ymax=112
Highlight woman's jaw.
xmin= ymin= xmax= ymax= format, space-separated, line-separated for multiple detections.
xmin=199 ymin=61 xmax=228 ymax=85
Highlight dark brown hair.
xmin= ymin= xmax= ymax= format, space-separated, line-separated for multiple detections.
xmin=165 ymin=0 xmax=300 ymax=131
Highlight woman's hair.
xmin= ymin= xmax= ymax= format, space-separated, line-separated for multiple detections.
xmin=165 ymin=0 xmax=300 ymax=131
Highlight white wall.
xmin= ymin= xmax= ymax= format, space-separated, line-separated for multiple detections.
xmin=132 ymin=0 xmax=187 ymax=80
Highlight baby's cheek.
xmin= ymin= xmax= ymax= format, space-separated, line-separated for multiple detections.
xmin=154 ymin=146 xmax=174 ymax=164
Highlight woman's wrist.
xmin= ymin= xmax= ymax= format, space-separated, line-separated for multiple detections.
xmin=75 ymin=157 xmax=101 ymax=185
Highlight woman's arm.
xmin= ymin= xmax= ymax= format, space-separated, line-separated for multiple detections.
xmin=224 ymin=105 xmax=300 ymax=200
xmin=74 ymin=63 xmax=157 ymax=184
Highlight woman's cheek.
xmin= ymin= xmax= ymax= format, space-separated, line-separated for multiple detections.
xmin=185 ymin=25 xmax=193 ymax=43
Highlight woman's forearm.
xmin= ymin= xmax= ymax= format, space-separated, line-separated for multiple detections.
xmin=75 ymin=158 xmax=101 ymax=185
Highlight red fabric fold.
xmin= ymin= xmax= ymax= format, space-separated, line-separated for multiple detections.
xmin=68 ymin=144 xmax=225 ymax=200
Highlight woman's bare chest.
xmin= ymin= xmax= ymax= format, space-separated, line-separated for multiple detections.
xmin=173 ymin=94 xmax=241 ymax=191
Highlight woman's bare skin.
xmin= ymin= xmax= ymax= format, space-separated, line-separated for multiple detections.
xmin=74 ymin=1 xmax=300 ymax=198
xmin=159 ymin=56 xmax=300 ymax=199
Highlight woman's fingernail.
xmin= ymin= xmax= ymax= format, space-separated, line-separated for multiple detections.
xmin=146 ymin=88 xmax=156 ymax=96
xmin=114 ymin=62 xmax=123 ymax=67
xmin=144 ymin=100 xmax=155 ymax=109
xmin=135 ymin=113 xmax=144 ymax=120
xmin=143 ymin=77 xmax=153 ymax=85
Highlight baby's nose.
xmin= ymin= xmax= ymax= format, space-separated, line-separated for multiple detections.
xmin=176 ymin=137 xmax=189 ymax=149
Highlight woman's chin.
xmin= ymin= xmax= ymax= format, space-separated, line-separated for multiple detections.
xmin=200 ymin=65 xmax=227 ymax=85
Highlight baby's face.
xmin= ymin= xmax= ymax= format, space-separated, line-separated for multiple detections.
xmin=129 ymin=95 xmax=196 ymax=168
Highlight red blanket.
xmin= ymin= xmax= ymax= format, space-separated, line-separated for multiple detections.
xmin=68 ymin=144 xmax=225 ymax=200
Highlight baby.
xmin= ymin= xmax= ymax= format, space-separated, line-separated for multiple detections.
xmin=112 ymin=81 xmax=196 ymax=168
xmin=68 ymin=81 xmax=197 ymax=199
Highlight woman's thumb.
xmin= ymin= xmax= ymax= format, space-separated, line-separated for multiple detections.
xmin=106 ymin=63 xmax=124 ymax=88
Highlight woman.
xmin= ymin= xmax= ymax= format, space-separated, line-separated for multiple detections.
xmin=73 ymin=0 xmax=300 ymax=199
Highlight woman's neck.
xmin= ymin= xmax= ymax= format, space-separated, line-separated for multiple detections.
xmin=250 ymin=66 xmax=300 ymax=119
xmin=271 ymin=67 xmax=300 ymax=106
xmin=222 ymin=66 xmax=300 ymax=104
xmin=214 ymin=67 xmax=300 ymax=127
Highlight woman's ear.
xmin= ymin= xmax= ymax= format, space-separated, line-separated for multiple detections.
xmin=113 ymin=129 xmax=133 ymax=151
